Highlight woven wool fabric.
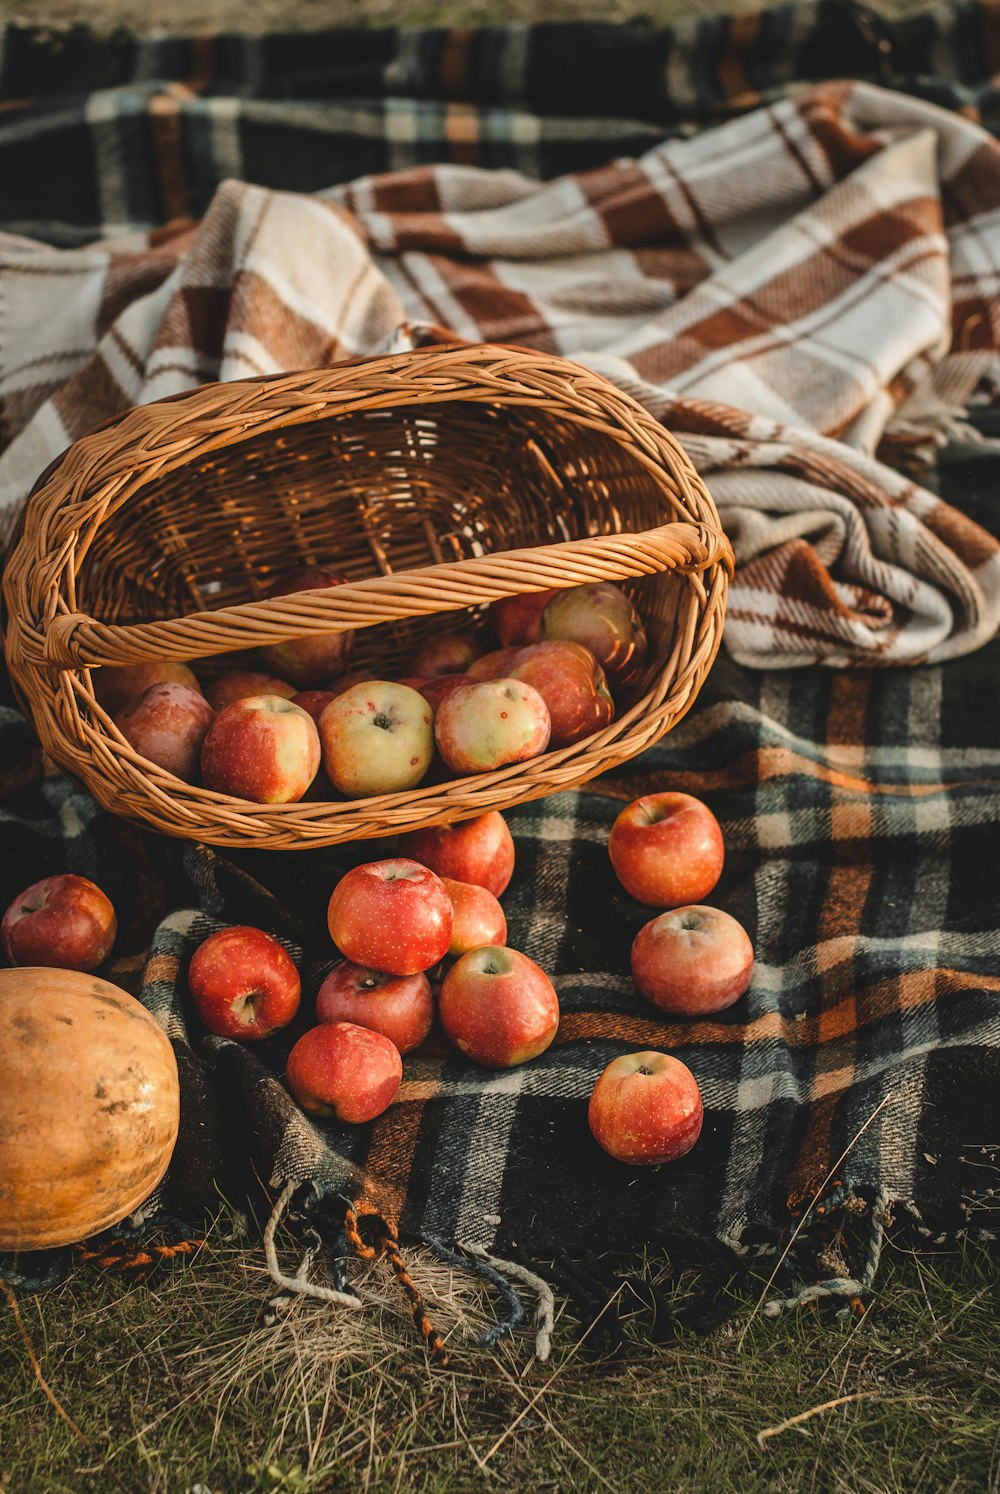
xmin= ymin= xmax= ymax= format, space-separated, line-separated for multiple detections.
xmin=9 ymin=1 xmax=1000 ymax=247
xmin=0 ymin=12 xmax=998 ymax=1329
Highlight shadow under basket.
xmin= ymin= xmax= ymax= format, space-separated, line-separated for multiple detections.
xmin=2 ymin=345 xmax=733 ymax=850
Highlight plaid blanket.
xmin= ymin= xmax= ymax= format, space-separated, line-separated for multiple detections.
xmin=1 ymin=10 xmax=999 ymax=1343
xmin=4 ymin=76 xmax=1000 ymax=665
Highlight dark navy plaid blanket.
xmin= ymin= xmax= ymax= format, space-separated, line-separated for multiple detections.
xmin=9 ymin=1 xmax=1000 ymax=246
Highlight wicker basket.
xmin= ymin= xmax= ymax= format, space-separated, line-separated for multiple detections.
xmin=2 ymin=345 xmax=733 ymax=850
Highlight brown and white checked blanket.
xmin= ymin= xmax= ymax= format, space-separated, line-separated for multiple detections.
xmin=2 ymin=77 xmax=1000 ymax=667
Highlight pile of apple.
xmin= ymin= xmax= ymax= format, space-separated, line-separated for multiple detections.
xmin=94 ymin=564 xmax=650 ymax=801
xmin=2 ymin=792 xmax=752 ymax=1169
xmin=184 ymin=813 xmax=562 ymax=1122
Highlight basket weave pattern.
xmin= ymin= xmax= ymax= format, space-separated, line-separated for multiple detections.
xmin=3 ymin=346 xmax=733 ymax=849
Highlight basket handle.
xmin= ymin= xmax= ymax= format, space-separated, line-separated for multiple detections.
xmin=40 ymin=521 xmax=733 ymax=670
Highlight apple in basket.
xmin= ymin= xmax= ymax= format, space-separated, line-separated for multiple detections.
xmin=292 ymin=673 xmax=379 ymax=722
xmin=200 ymin=695 xmax=321 ymax=804
xmin=187 ymin=925 xmax=301 ymax=1041
xmin=114 ymin=682 xmax=214 ymax=782
xmin=465 ymin=647 xmax=522 ymax=682
xmin=316 ymin=962 xmax=434 ymax=1055
xmin=609 ymin=791 xmax=725 ymax=908
xmin=631 ymin=906 xmax=754 ymax=1016
xmin=324 ymin=668 xmax=378 ymax=697
xmin=204 ymin=670 xmax=297 ymax=710
xmin=291 ymin=690 xmax=338 ymax=723
xmin=417 ymin=674 xmax=473 ymax=713
xmin=318 ymin=681 xmax=434 ymax=797
xmin=434 ymin=678 xmax=551 ymax=775
xmin=258 ymin=564 xmax=355 ymax=687
xmin=95 ymin=660 xmax=203 ymax=717
xmin=438 ymin=946 xmax=559 ymax=1068
xmin=397 ymin=811 xmax=515 ymax=897
xmin=541 ymin=581 xmax=648 ymax=689
xmin=489 ymin=589 xmax=558 ymax=648
xmin=507 ymin=641 xmax=614 ymax=749
xmin=328 ymin=859 xmax=453 ymax=976
xmin=408 ymin=629 xmax=483 ymax=679
xmin=2 ymin=874 xmax=117 ymax=972
xmin=440 ymin=877 xmax=507 ymax=956
xmin=588 ymin=1052 xmax=703 ymax=1165
xmin=286 ymin=1020 xmax=402 ymax=1123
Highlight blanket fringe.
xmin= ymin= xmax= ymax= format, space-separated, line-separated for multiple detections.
xmin=344 ymin=1207 xmax=450 ymax=1367
xmin=421 ymin=1234 xmax=527 ymax=1352
xmin=263 ymin=1180 xmax=362 ymax=1313
xmin=462 ymin=1244 xmax=555 ymax=1363
xmin=762 ymin=1186 xmax=893 ymax=1322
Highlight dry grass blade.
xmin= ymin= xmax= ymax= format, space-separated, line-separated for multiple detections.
xmin=479 ymin=1286 xmax=626 ymax=1469
xmin=756 ymin=1390 xmax=883 ymax=1449
xmin=736 ymin=1091 xmax=895 ymax=1351
xmin=491 ymin=1356 xmax=618 ymax=1491
xmin=0 ymin=1278 xmax=91 ymax=1450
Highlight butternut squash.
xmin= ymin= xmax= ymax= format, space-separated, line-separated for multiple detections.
xmin=0 ymin=967 xmax=180 ymax=1251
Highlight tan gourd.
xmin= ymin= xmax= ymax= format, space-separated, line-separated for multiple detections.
xmin=0 ymin=968 xmax=180 ymax=1251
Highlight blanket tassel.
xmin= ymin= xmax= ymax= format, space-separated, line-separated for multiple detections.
xmin=263 ymin=1179 xmax=362 ymax=1315
xmin=462 ymin=1243 xmax=555 ymax=1362
xmin=422 ymin=1234 xmax=527 ymax=1352
xmin=345 ymin=1208 xmax=450 ymax=1368
xmin=763 ymin=1186 xmax=892 ymax=1321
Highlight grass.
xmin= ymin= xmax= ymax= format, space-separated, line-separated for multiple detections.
xmin=0 ymin=1214 xmax=996 ymax=1492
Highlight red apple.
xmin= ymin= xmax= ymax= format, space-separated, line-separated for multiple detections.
xmin=434 ymin=678 xmax=550 ymax=774
xmin=319 ymin=681 xmax=433 ymax=797
xmin=438 ymin=945 xmax=559 ymax=1068
xmin=631 ymin=905 xmax=754 ymax=1015
xmin=323 ymin=668 xmax=377 ymax=696
xmin=490 ymin=590 xmax=558 ymax=647
xmin=187 ymin=925 xmax=301 ymax=1040
xmin=316 ymin=962 xmax=433 ymax=1054
xmin=418 ymin=675 xmax=473 ymax=713
xmin=291 ymin=690 xmax=338 ymax=723
xmin=327 ymin=859 xmax=453 ymax=975
xmin=114 ymin=682 xmax=214 ymax=781
xmin=408 ymin=629 xmax=483 ymax=679
xmin=204 ymin=671 xmax=297 ymax=710
xmin=293 ymin=670 xmax=381 ymax=722
xmin=259 ymin=565 xmax=355 ymax=687
xmin=397 ymin=812 xmax=515 ymax=897
xmin=200 ymin=695 xmax=320 ymax=803
xmin=466 ymin=647 xmax=522 ymax=682
xmin=588 ymin=1052 xmax=703 ymax=1164
xmin=286 ymin=1020 xmax=402 ymax=1122
xmin=440 ymin=877 xmax=507 ymax=956
xmin=508 ymin=641 xmax=614 ymax=749
xmin=96 ymin=661 xmax=203 ymax=716
xmin=609 ymin=791 xmax=725 ymax=908
xmin=541 ymin=582 xmax=648 ymax=688
xmin=1 ymin=874 xmax=116 ymax=971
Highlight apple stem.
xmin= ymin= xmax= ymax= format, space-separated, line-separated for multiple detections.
xmin=236 ymin=991 xmax=263 ymax=1022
